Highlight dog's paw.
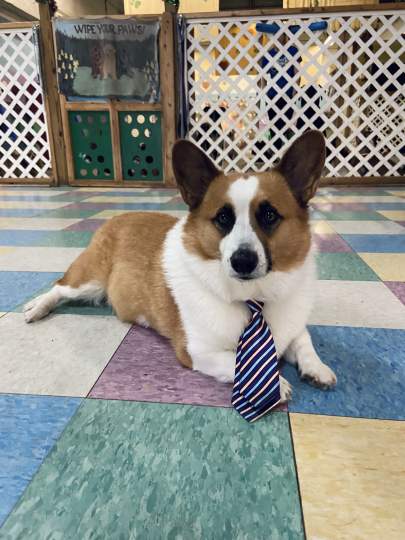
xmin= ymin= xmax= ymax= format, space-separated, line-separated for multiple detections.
xmin=280 ymin=376 xmax=292 ymax=402
xmin=300 ymin=361 xmax=337 ymax=389
xmin=23 ymin=295 xmax=48 ymax=323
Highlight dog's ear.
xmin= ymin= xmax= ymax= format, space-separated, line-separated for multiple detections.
xmin=172 ymin=140 xmax=220 ymax=210
xmin=276 ymin=130 xmax=326 ymax=207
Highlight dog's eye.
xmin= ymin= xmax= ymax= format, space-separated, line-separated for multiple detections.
xmin=213 ymin=205 xmax=235 ymax=233
xmin=257 ymin=202 xmax=282 ymax=232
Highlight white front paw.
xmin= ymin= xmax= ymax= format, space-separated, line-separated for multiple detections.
xmin=280 ymin=376 xmax=292 ymax=402
xmin=300 ymin=361 xmax=337 ymax=389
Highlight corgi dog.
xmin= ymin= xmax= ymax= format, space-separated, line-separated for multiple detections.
xmin=24 ymin=130 xmax=336 ymax=402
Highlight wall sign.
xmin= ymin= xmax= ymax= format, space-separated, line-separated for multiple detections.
xmin=54 ymin=18 xmax=160 ymax=101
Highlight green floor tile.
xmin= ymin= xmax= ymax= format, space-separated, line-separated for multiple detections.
xmin=320 ymin=211 xmax=387 ymax=221
xmin=1 ymin=401 xmax=304 ymax=540
xmin=316 ymin=253 xmax=380 ymax=281
xmin=54 ymin=302 xmax=114 ymax=316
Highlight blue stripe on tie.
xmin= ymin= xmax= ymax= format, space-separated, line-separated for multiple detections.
xmin=240 ymin=326 xmax=270 ymax=362
xmin=242 ymin=353 xmax=277 ymax=396
xmin=239 ymin=343 xmax=276 ymax=384
xmin=254 ymin=380 xmax=280 ymax=407
xmin=241 ymin=316 xmax=261 ymax=338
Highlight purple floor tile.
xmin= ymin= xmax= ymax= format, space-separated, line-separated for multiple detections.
xmin=65 ymin=219 xmax=106 ymax=231
xmin=385 ymin=282 xmax=405 ymax=305
xmin=312 ymin=233 xmax=352 ymax=252
xmin=89 ymin=325 xmax=287 ymax=411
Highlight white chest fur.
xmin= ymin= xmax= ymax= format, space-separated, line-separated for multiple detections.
xmin=162 ymin=218 xmax=317 ymax=382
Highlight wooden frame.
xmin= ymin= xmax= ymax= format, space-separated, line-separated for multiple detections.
xmin=0 ymin=20 xmax=56 ymax=186
xmin=183 ymin=2 xmax=405 ymax=19
xmin=57 ymin=8 xmax=177 ymax=188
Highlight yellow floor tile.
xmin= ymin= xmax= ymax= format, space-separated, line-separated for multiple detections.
xmin=386 ymin=191 xmax=405 ymax=198
xmin=290 ymin=414 xmax=405 ymax=540
xmin=310 ymin=221 xmax=336 ymax=234
xmin=378 ymin=210 xmax=405 ymax=221
xmin=359 ymin=253 xmax=405 ymax=282
xmin=0 ymin=247 xmax=15 ymax=256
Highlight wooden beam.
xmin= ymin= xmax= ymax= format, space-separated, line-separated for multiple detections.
xmin=0 ymin=178 xmax=51 ymax=185
xmin=0 ymin=22 xmax=35 ymax=30
xmin=320 ymin=176 xmax=405 ymax=186
xmin=159 ymin=5 xmax=178 ymax=187
xmin=109 ymin=101 xmax=124 ymax=184
xmin=37 ymin=1 xmax=69 ymax=186
xmin=184 ymin=3 xmax=405 ymax=19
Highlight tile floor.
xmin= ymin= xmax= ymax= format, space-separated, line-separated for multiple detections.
xmin=0 ymin=184 xmax=405 ymax=539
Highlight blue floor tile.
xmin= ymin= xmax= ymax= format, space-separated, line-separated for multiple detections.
xmin=0 ymin=394 xmax=81 ymax=526
xmin=283 ymin=326 xmax=405 ymax=420
xmin=0 ymin=230 xmax=92 ymax=247
xmin=0 ymin=272 xmax=62 ymax=311
xmin=0 ymin=209 xmax=44 ymax=218
xmin=341 ymin=234 xmax=405 ymax=253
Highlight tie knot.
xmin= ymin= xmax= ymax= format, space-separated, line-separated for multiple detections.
xmin=246 ymin=299 xmax=264 ymax=315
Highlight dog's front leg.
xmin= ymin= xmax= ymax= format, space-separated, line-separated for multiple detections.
xmin=285 ymin=328 xmax=337 ymax=389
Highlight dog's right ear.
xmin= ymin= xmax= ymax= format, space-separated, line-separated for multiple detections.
xmin=172 ymin=140 xmax=220 ymax=210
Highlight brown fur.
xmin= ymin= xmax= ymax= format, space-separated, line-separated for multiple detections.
xmin=57 ymin=212 xmax=192 ymax=368
xmin=182 ymin=170 xmax=311 ymax=272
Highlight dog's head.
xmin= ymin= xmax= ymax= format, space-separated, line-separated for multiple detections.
xmin=173 ymin=131 xmax=325 ymax=281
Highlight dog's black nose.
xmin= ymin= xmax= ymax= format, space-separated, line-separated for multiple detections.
xmin=231 ymin=247 xmax=258 ymax=276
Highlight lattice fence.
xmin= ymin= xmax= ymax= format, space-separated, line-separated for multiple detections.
xmin=0 ymin=27 xmax=52 ymax=180
xmin=184 ymin=9 xmax=404 ymax=178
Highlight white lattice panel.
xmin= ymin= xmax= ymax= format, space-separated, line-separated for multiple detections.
xmin=0 ymin=27 xmax=52 ymax=179
xmin=185 ymin=10 xmax=404 ymax=178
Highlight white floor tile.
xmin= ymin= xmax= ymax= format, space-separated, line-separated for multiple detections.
xmin=0 ymin=218 xmax=82 ymax=230
xmin=310 ymin=281 xmax=405 ymax=329
xmin=0 ymin=247 xmax=84 ymax=271
xmin=328 ymin=220 xmax=405 ymax=235
xmin=0 ymin=313 xmax=130 ymax=396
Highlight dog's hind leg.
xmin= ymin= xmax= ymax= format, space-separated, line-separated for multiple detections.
xmin=24 ymin=245 xmax=109 ymax=323
xmin=24 ymin=280 xmax=105 ymax=323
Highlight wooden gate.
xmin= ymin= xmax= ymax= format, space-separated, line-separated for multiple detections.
xmin=183 ymin=4 xmax=405 ymax=183
xmin=0 ymin=23 xmax=53 ymax=184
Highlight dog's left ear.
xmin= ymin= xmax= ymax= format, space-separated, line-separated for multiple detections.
xmin=276 ymin=130 xmax=326 ymax=207
xmin=172 ymin=140 xmax=220 ymax=210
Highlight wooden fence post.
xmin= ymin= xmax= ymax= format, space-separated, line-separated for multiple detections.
xmin=160 ymin=2 xmax=178 ymax=187
xmin=36 ymin=0 xmax=68 ymax=186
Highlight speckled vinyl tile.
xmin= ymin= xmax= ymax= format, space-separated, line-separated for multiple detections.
xmin=0 ymin=246 xmax=84 ymax=271
xmin=0 ymin=271 xmax=62 ymax=311
xmin=0 ymin=313 xmax=129 ymax=396
xmin=0 ymin=401 xmax=304 ymax=540
xmin=290 ymin=414 xmax=405 ymax=540
xmin=284 ymin=325 xmax=405 ymax=419
xmin=358 ymin=253 xmax=405 ymax=282
xmin=316 ymin=253 xmax=379 ymax=280
xmin=0 ymin=230 xmax=92 ymax=247
xmin=0 ymin=218 xmax=82 ymax=230
xmin=0 ymin=394 xmax=80 ymax=526
xmin=309 ymin=280 xmax=405 ymax=329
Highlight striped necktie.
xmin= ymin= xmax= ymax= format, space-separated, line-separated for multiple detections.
xmin=232 ymin=300 xmax=281 ymax=422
